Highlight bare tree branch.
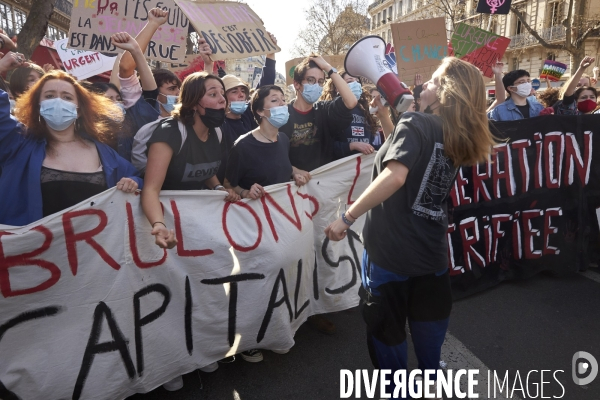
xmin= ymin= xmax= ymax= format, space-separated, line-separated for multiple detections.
xmin=293 ymin=0 xmax=369 ymax=57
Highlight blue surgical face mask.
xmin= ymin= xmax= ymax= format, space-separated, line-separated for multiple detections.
xmin=348 ymin=81 xmax=362 ymax=100
xmin=265 ymin=105 xmax=289 ymax=128
xmin=159 ymin=94 xmax=178 ymax=113
xmin=116 ymin=102 xmax=126 ymax=115
xmin=230 ymin=101 xmax=248 ymax=115
xmin=39 ymin=98 xmax=78 ymax=131
xmin=301 ymin=83 xmax=323 ymax=104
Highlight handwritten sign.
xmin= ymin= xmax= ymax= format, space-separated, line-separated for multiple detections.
xmin=54 ymin=38 xmax=116 ymax=80
xmin=390 ymin=17 xmax=448 ymax=83
xmin=284 ymin=55 xmax=345 ymax=85
xmin=173 ymin=0 xmax=280 ymax=60
xmin=449 ymin=23 xmax=511 ymax=78
xmin=540 ymin=60 xmax=568 ymax=82
xmin=68 ymin=0 xmax=188 ymax=63
xmin=166 ymin=54 xmax=224 ymax=80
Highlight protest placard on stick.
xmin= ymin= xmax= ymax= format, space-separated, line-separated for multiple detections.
xmin=449 ymin=23 xmax=511 ymax=78
xmin=284 ymin=55 xmax=345 ymax=85
xmin=390 ymin=17 xmax=448 ymax=83
xmin=174 ymin=0 xmax=280 ymax=60
xmin=55 ymin=38 xmax=116 ymax=80
xmin=540 ymin=60 xmax=568 ymax=81
xmin=68 ymin=0 xmax=188 ymax=63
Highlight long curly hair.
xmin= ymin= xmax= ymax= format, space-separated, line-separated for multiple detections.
xmin=14 ymin=70 xmax=122 ymax=145
xmin=537 ymin=87 xmax=560 ymax=108
xmin=319 ymin=69 xmax=378 ymax=134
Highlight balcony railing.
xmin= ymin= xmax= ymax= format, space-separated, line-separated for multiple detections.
xmin=508 ymin=25 xmax=566 ymax=49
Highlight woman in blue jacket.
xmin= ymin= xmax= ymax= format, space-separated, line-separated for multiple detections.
xmin=0 ymin=67 xmax=142 ymax=226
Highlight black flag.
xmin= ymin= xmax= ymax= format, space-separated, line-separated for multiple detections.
xmin=477 ymin=0 xmax=511 ymax=14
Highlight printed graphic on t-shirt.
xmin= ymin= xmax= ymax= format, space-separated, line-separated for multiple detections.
xmin=290 ymin=122 xmax=319 ymax=147
xmin=412 ymin=142 xmax=454 ymax=220
xmin=181 ymin=161 xmax=221 ymax=182
xmin=351 ymin=126 xmax=365 ymax=136
xmin=352 ymin=113 xmax=367 ymax=125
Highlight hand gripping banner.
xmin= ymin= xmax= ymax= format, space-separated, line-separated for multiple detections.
xmin=0 ymin=154 xmax=372 ymax=400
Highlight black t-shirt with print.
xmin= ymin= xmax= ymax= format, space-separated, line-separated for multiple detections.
xmin=146 ymin=117 xmax=221 ymax=190
xmin=226 ymin=132 xmax=292 ymax=189
xmin=333 ymin=105 xmax=374 ymax=159
xmin=280 ymin=97 xmax=354 ymax=172
xmin=281 ymin=105 xmax=318 ymax=171
xmin=363 ymin=112 xmax=458 ymax=276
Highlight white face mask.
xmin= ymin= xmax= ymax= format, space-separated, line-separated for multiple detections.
xmin=512 ymin=82 xmax=532 ymax=98
xmin=369 ymin=106 xmax=378 ymax=114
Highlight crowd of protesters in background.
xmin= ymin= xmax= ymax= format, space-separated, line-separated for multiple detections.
xmin=0 ymin=7 xmax=599 ymax=395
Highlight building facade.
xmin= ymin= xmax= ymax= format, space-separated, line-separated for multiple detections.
xmin=367 ymin=0 xmax=600 ymax=88
xmin=225 ymin=56 xmax=267 ymax=86
xmin=0 ymin=0 xmax=71 ymax=41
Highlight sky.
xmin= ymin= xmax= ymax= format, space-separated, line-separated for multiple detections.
xmin=244 ymin=0 xmax=307 ymax=76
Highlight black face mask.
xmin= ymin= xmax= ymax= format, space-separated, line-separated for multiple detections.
xmin=423 ymin=99 xmax=439 ymax=114
xmin=198 ymin=107 xmax=226 ymax=128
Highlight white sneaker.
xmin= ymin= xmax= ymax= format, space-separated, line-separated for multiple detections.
xmin=272 ymin=348 xmax=290 ymax=354
xmin=241 ymin=349 xmax=264 ymax=362
xmin=162 ymin=376 xmax=183 ymax=391
xmin=199 ymin=361 xmax=218 ymax=372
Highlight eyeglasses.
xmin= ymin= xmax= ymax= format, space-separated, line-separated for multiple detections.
xmin=305 ymin=77 xmax=325 ymax=86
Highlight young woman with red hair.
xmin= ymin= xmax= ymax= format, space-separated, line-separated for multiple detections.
xmin=0 ymin=65 xmax=142 ymax=226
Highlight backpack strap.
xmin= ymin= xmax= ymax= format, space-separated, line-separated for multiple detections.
xmin=176 ymin=122 xmax=221 ymax=151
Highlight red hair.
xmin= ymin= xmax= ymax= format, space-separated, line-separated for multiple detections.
xmin=14 ymin=70 xmax=122 ymax=145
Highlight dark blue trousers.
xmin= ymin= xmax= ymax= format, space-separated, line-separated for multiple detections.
xmin=361 ymin=250 xmax=452 ymax=399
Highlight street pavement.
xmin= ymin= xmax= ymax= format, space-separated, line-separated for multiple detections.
xmin=130 ymin=269 xmax=600 ymax=400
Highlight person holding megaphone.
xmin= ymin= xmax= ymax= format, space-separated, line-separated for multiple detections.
xmin=325 ymin=57 xmax=499 ymax=395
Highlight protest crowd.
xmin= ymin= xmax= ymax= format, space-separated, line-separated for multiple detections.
xmin=0 ymin=3 xmax=599 ymax=399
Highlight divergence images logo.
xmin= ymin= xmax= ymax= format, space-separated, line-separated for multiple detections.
xmin=572 ymin=351 xmax=598 ymax=386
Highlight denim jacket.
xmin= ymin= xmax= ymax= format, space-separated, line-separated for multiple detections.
xmin=0 ymin=90 xmax=143 ymax=226
xmin=487 ymin=97 xmax=545 ymax=121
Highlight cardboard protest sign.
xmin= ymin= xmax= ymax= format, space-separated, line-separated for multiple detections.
xmin=167 ymin=54 xmax=225 ymax=80
xmin=390 ymin=17 xmax=448 ymax=83
xmin=449 ymin=23 xmax=511 ymax=78
xmin=540 ymin=60 xmax=568 ymax=81
xmin=284 ymin=55 xmax=345 ymax=85
xmin=476 ymin=0 xmax=512 ymax=14
xmin=54 ymin=38 xmax=116 ymax=80
xmin=0 ymin=154 xmax=371 ymax=400
xmin=68 ymin=0 xmax=188 ymax=63
xmin=173 ymin=0 xmax=280 ymax=60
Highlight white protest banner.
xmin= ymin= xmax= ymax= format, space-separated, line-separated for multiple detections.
xmin=174 ymin=0 xmax=281 ymax=60
xmin=0 ymin=154 xmax=372 ymax=400
xmin=55 ymin=38 xmax=116 ymax=80
xmin=68 ymin=0 xmax=188 ymax=63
